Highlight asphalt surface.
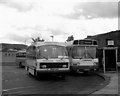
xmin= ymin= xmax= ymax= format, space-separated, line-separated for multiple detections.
xmin=118 ymin=68 xmax=120 ymax=95
xmin=2 ymin=66 xmax=105 ymax=95
xmin=0 ymin=66 xmax=2 ymax=96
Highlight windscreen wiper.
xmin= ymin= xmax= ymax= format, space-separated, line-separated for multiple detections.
xmin=86 ymin=52 xmax=93 ymax=59
xmin=40 ymin=55 xmax=48 ymax=60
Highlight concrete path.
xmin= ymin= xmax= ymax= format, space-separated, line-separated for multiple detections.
xmin=92 ymin=72 xmax=118 ymax=94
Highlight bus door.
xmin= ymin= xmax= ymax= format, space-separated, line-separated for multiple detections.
xmin=103 ymin=47 xmax=117 ymax=72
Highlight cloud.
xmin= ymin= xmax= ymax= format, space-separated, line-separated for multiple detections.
xmin=0 ymin=0 xmax=76 ymax=14
xmin=0 ymin=0 xmax=118 ymax=18
xmin=0 ymin=0 xmax=118 ymax=44
xmin=62 ymin=2 xmax=118 ymax=19
xmin=5 ymin=33 xmax=29 ymax=43
xmin=0 ymin=0 xmax=34 ymax=12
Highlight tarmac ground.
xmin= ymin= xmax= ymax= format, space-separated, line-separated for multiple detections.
xmin=0 ymin=65 xmax=119 ymax=95
xmin=0 ymin=66 xmax=2 ymax=96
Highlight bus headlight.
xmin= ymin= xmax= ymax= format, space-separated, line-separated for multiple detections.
xmin=41 ymin=65 xmax=47 ymax=68
xmin=62 ymin=65 xmax=67 ymax=68
xmin=94 ymin=59 xmax=98 ymax=63
xmin=93 ymin=63 xmax=96 ymax=66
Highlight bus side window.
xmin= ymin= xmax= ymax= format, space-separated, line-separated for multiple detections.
xmin=93 ymin=41 xmax=97 ymax=45
xmin=32 ymin=46 xmax=36 ymax=59
xmin=27 ymin=46 xmax=36 ymax=59
xmin=73 ymin=40 xmax=79 ymax=45
xmin=26 ymin=47 xmax=31 ymax=58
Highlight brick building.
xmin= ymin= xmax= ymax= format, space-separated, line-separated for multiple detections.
xmin=86 ymin=30 xmax=120 ymax=72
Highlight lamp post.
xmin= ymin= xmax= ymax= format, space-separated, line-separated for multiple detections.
xmin=25 ymin=40 xmax=26 ymax=45
xmin=50 ymin=36 xmax=54 ymax=42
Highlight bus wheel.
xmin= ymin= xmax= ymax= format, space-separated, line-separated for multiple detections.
xmin=60 ymin=74 xmax=65 ymax=80
xmin=34 ymin=69 xmax=38 ymax=77
xmin=25 ymin=66 xmax=28 ymax=71
xmin=19 ymin=62 xmax=22 ymax=68
xmin=28 ymin=68 xmax=36 ymax=77
xmin=70 ymin=67 xmax=76 ymax=75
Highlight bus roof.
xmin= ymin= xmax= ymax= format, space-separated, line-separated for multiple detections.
xmin=16 ymin=50 xmax=26 ymax=53
xmin=30 ymin=42 xmax=66 ymax=47
xmin=65 ymin=39 xmax=98 ymax=46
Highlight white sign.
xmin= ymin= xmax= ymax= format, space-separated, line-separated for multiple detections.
xmin=107 ymin=40 xmax=114 ymax=45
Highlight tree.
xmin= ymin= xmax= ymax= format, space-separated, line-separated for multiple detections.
xmin=66 ymin=35 xmax=74 ymax=42
xmin=32 ymin=37 xmax=44 ymax=43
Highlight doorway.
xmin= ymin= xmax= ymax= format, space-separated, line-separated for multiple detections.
xmin=104 ymin=48 xmax=117 ymax=71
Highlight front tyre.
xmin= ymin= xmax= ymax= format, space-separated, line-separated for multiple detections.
xmin=61 ymin=74 xmax=65 ymax=80
xmin=59 ymin=74 xmax=65 ymax=80
xmin=33 ymin=69 xmax=38 ymax=77
xmin=19 ymin=62 xmax=22 ymax=68
xmin=28 ymin=67 xmax=37 ymax=77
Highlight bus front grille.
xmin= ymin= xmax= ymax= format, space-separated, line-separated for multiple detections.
xmin=40 ymin=62 xmax=68 ymax=68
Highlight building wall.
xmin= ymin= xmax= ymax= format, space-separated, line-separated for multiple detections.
xmin=2 ymin=52 xmax=16 ymax=62
xmin=117 ymin=45 xmax=120 ymax=62
xmin=90 ymin=32 xmax=119 ymax=48
xmin=86 ymin=30 xmax=120 ymax=62
xmin=0 ymin=43 xmax=27 ymax=66
xmin=2 ymin=52 xmax=16 ymax=66
xmin=0 ymin=52 xmax=2 ymax=67
xmin=0 ymin=52 xmax=2 ymax=62
xmin=0 ymin=44 xmax=2 ymax=64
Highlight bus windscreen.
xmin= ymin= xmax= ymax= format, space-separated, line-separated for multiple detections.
xmin=37 ymin=45 xmax=68 ymax=59
xmin=16 ymin=53 xmax=26 ymax=58
xmin=72 ymin=46 xmax=96 ymax=59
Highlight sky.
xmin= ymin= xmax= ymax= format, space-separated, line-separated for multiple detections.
xmin=0 ymin=0 xmax=119 ymax=45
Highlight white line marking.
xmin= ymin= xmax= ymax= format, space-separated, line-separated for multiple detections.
xmin=3 ymin=86 xmax=35 ymax=91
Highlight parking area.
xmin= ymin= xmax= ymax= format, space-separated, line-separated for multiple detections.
xmin=1 ymin=66 xmax=106 ymax=95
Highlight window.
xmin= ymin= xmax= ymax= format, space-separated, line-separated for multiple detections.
xmin=72 ymin=46 xmax=96 ymax=59
xmin=4 ymin=53 xmax=7 ymax=56
xmin=12 ymin=53 xmax=14 ymax=56
xmin=117 ymin=40 xmax=120 ymax=45
xmin=106 ymin=39 xmax=114 ymax=46
xmin=16 ymin=53 xmax=26 ymax=57
xmin=27 ymin=46 xmax=36 ymax=59
xmin=37 ymin=45 xmax=67 ymax=59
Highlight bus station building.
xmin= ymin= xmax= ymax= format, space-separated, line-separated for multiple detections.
xmin=86 ymin=30 xmax=120 ymax=72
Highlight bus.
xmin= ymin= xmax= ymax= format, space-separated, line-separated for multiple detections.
xmin=16 ymin=50 xmax=26 ymax=68
xmin=66 ymin=39 xmax=98 ymax=74
xmin=26 ymin=42 xmax=70 ymax=79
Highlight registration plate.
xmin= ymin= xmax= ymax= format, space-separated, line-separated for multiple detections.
xmin=50 ymin=68 xmax=58 ymax=71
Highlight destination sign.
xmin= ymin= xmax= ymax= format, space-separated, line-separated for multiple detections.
xmin=73 ymin=40 xmax=97 ymax=45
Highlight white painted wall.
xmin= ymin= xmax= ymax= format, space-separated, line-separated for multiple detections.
xmin=2 ymin=52 xmax=16 ymax=63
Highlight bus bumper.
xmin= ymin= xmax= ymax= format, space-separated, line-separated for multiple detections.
xmin=70 ymin=66 xmax=98 ymax=72
xmin=36 ymin=69 xmax=70 ymax=74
